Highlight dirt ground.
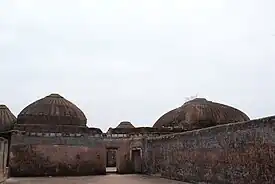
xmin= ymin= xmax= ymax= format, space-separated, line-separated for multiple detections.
xmin=7 ymin=174 xmax=190 ymax=184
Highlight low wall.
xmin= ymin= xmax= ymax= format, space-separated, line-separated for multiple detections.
xmin=9 ymin=133 xmax=106 ymax=176
xmin=143 ymin=116 xmax=275 ymax=184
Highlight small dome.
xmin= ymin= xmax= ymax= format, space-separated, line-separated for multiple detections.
xmin=0 ymin=105 xmax=16 ymax=131
xmin=17 ymin=93 xmax=87 ymax=127
xmin=153 ymin=98 xmax=250 ymax=130
xmin=116 ymin=121 xmax=135 ymax=129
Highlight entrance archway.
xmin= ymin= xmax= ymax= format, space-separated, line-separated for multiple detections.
xmin=106 ymin=148 xmax=117 ymax=173
xmin=131 ymin=148 xmax=142 ymax=173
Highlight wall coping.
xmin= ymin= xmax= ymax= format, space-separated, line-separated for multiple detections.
xmin=147 ymin=115 xmax=275 ymax=140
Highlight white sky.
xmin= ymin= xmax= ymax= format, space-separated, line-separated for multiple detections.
xmin=1 ymin=0 xmax=275 ymax=131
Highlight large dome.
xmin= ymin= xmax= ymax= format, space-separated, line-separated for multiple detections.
xmin=153 ymin=98 xmax=250 ymax=130
xmin=17 ymin=94 xmax=87 ymax=127
xmin=0 ymin=105 xmax=16 ymax=132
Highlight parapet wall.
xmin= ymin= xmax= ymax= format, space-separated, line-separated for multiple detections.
xmin=143 ymin=116 xmax=275 ymax=184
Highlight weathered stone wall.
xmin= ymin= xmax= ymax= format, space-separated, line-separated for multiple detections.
xmin=9 ymin=133 xmax=106 ymax=176
xmin=116 ymin=141 xmax=132 ymax=174
xmin=0 ymin=137 xmax=8 ymax=183
xmin=143 ymin=116 xmax=275 ymax=184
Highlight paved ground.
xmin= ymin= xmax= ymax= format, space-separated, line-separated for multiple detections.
xmin=7 ymin=174 xmax=190 ymax=184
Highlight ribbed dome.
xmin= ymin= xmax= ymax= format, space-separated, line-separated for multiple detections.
xmin=116 ymin=121 xmax=135 ymax=129
xmin=0 ymin=105 xmax=16 ymax=132
xmin=153 ymin=98 xmax=250 ymax=130
xmin=17 ymin=94 xmax=87 ymax=127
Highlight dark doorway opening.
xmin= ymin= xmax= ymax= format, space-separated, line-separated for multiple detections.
xmin=106 ymin=148 xmax=117 ymax=173
xmin=132 ymin=149 xmax=142 ymax=173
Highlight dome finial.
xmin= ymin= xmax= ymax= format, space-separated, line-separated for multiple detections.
xmin=47 ymin=93 xmax=63 ymax=98
xmin=0 ymin=104 xmax=7 ymax=109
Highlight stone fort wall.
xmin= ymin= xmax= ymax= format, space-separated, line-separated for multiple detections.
xmin=9 ymin=131 xmax=147 ymax=176
xmin=8 ymin=116 xmax=275 ymax=183
xmin=142 ymin=116 xmax=275 ymax=184
xmin=9 ymin=132 xmax=106 ymax=176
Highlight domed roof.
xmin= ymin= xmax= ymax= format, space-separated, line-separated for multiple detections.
xmin=153 ymin=98 xmax=250 ymax=130
xmin=0 ymin=105 xmax=16 ymax=131
xmin=17 ymin=94 xmax=87 ymax=127
xmin=116 ymin=121 xmax=135 ymax=129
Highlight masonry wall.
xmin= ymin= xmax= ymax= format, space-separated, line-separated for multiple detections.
xmin=143 ymin=116 xmax=275 ymax=184
xmin=9 ymin=133 xmax=106 ymax=176
xmin=0 ymin=137 xmax=8 ymax=183
xmin=116 ymin=141 xmax=132 ymax=174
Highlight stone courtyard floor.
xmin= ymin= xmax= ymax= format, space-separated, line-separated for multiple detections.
xmin=7 ymin=174 xmax=191 ymax=184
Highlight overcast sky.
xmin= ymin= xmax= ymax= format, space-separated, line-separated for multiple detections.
xmin=0 ymin=0 xmax=274 ymax=131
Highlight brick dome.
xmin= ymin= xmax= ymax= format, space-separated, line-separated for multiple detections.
xmin=116 ymin=121 xmax=135 ymax=128
xmin=153 ymin=98 xmax=250 ymax=130
xmin=0 ymin=105 xmax=16 ymax=132
xmin=17 ymin=94 xmax=87 ymax=127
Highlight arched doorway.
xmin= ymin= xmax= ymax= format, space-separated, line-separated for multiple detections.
xmin=106 ymin=148 xmax=117 ymax=173
xmin=131 ymin=148 xmax=142 ymax=173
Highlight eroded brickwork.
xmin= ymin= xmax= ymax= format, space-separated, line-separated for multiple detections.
xmin=143 ymin=117 xmax=275 ymax=184
xmin=117 ymin=141 xmax=133 ymax=174
xmin=9 ymin=134 xmax=106 ymax=176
